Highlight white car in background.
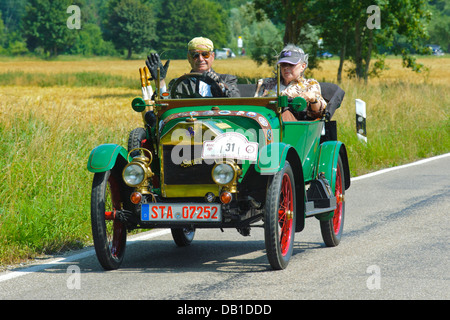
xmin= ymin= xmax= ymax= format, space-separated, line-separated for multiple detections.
xmin=215 ymin=48 xmax=236 ymax=59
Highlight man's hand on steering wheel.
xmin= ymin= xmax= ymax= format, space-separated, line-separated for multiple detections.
xmin=203 ymin=70 xmax=230 ymax=97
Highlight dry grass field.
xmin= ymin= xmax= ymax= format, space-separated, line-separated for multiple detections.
xmin=0 ymin=55 xmax=449 ymax=266
xmin=1 ymin=55 xmax=448 ymax=83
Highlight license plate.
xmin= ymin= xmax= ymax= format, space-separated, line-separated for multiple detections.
xmin=141 ymin=203 xmax=221 ymax=222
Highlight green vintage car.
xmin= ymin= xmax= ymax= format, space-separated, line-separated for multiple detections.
xmin=87 ymin=69 xmax=350 ymax=271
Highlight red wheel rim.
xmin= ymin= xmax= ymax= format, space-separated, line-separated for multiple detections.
xmin=278 ymin=173 xmax=294 ymax=256
xmin=333 ymin=164 xmax=343 ymax=235
xmin=107 ymin=175 xmax=125 ymax=258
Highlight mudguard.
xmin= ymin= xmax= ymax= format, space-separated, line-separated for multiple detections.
xmin=87 ymin=144 xmax=130 ymax=173
xmin=255 ymin=142 xmax=291 ymax=175
xmin=316 ymin=141 xmax=350 ymax=192
xmin=313 ymin=141 xmax=350 ymax=222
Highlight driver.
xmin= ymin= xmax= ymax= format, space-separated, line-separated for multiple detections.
xmin=146 ymin=37 xmax=240 ymax=98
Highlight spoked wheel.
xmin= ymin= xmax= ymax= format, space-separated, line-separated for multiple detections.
xmin=91 ymin=170 xmax=127 ymax=270
xmin=127 ymin=127 xmax=147 ymax=157
xmin=320 ymin=155 xmax=345 ymax=247
xmin=264 ymin=161 xmax=296 ymax=270
xmin=171 ymin=227 xmax=196 ymax=247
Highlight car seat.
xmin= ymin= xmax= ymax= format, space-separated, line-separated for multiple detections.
xmin=319 ymin=82 xmax=345 ymax=119
xmin=236 ymin=84 xmax=257 ymax=97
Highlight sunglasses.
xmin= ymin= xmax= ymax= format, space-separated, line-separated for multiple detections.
xmin=189 ymin=51 xmax=212 ymax=59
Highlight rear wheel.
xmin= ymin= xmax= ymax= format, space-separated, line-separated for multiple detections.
xmin=320 ymin=155 xmax=345 ymax=247
xmin=91 ymin=170 xmax=127 ymax=270
xmin=264 ymin=161 xmax=296 ymax=270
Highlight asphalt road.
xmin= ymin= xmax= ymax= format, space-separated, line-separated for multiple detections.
xmin=0 ymin=154 xmax=448 ymax=302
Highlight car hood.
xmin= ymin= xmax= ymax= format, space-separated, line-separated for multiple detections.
xmin=159 ymin=105 xmax=279 ymax=146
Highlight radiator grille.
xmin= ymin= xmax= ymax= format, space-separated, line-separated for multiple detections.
xmin=162 ymin=144 xmax=214 ymax=185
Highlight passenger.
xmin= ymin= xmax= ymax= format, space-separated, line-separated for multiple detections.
xmin=146 ymin=37 xmax=240 ymax=98
xmin=257 ymin=44 xmax=326 ymax=121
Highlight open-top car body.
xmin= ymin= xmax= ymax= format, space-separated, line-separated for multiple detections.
xmin=87 ymin=65 xmax=350 ymax=270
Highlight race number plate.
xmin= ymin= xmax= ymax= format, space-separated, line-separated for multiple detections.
xmin=202 ymin=132 xmax=258 ymax=161
xmin=141 ymin=203 xmax=221 ymax=222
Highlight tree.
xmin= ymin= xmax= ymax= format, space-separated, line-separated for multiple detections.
xmin=251 ymin=0 xmax=321 ymax=69
xmin=0 ymin=12 xmax=5 ymax=50
xmin=154 ymin=0 xmax=227 ymax=59
xmin=253 ymin=0 xmax=318 ymax=45
xmin=104 ymin=0 xmax=156 ymax=59
xmin=317 ymin=0 xmax=353 ymax=82
xmin=0 ymin=0 xmax=28 ymax=34
xmin=23 ymin=0 xmax=77 ymax=57
xmin=228 ymin=4 xmax=283 ymax=66
xmin=427 ymin=0 xmax=450 ymax=52
xmin=318 ymin=0 xmax=431 ymax=82
xmin=69 ymin=23 xmax=116 ymax=56
xmin=253 ymin=0 xmax=431 ymax=82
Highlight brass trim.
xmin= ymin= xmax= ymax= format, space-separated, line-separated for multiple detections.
xmin=162 ymin=184 xmax=220 ymax=198
xmin=122 ymin=148 xmax=154 ymax=194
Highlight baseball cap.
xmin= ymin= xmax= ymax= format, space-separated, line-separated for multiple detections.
xmin=277 ymin=49 xmax=306 ymax=65
xmin=188 ymin=37 xmax=214 ymax=51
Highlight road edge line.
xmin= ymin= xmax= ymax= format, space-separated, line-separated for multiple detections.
xmin=351 ymin=153 xmax=450 ymax=182
xmin=0 ymin=229 xmax=170 ymax=283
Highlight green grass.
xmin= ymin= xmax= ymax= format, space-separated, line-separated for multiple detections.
xmin=0 ymin=92 xmax=132 ymax=266
xmin=0 ymin=71 xmax=137 ymax=88
xmin=339 ymin=117 xmax=450 ymax=176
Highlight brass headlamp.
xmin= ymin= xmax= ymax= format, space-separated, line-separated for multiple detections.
xmin=211 ymin=160 xmax=242 ymax=193
xmin=122 ymin=148 xmax=154 ymax=194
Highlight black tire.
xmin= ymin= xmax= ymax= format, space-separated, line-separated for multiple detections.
xmin=320 ymin=155 xmax=345 ymax=247
xmin=171 ymin=227 xmax=196 ymax=247
xmin=264 ymin=161 xmax=296 ymax=270
xmin=91 ymin=170 xmax=127 ymax=270
xmin=127 ymin=127 xmax=147 ymax=157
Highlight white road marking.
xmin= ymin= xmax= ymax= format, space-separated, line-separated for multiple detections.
xmin=0 ymin=229 xmax=170 ymax=283
xmin=351 ymin=153 xmax=450 ymax=182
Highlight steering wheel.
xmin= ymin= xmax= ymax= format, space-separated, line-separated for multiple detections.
xmin=169 ymin=72 xmax=224 ymax=99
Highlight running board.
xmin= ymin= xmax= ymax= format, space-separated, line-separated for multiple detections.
xmin=305 ymin=198 xmax=336 ymax=217
xmin=305 ymin=175 xmax=336 ymax=217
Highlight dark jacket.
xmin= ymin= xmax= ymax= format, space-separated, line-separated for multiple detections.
xmin=168 ymin=69 xmax=240 ymax=98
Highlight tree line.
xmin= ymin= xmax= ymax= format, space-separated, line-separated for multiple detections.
xmin=0 ymin=0 xmax=448 ymax=81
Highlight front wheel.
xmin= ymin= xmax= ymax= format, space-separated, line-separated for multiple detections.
xmin=171 ymin=227 xmax=196 ymax=247
xmin=91 ymin=170 xmax=127 ymax=270
xmin=320 ymin=155 xmax=345 ymax=247
xmin=128 ymin=127 xmax=146 ymax=157
xmin=264 ymin=161 xmax=296 ymax=270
